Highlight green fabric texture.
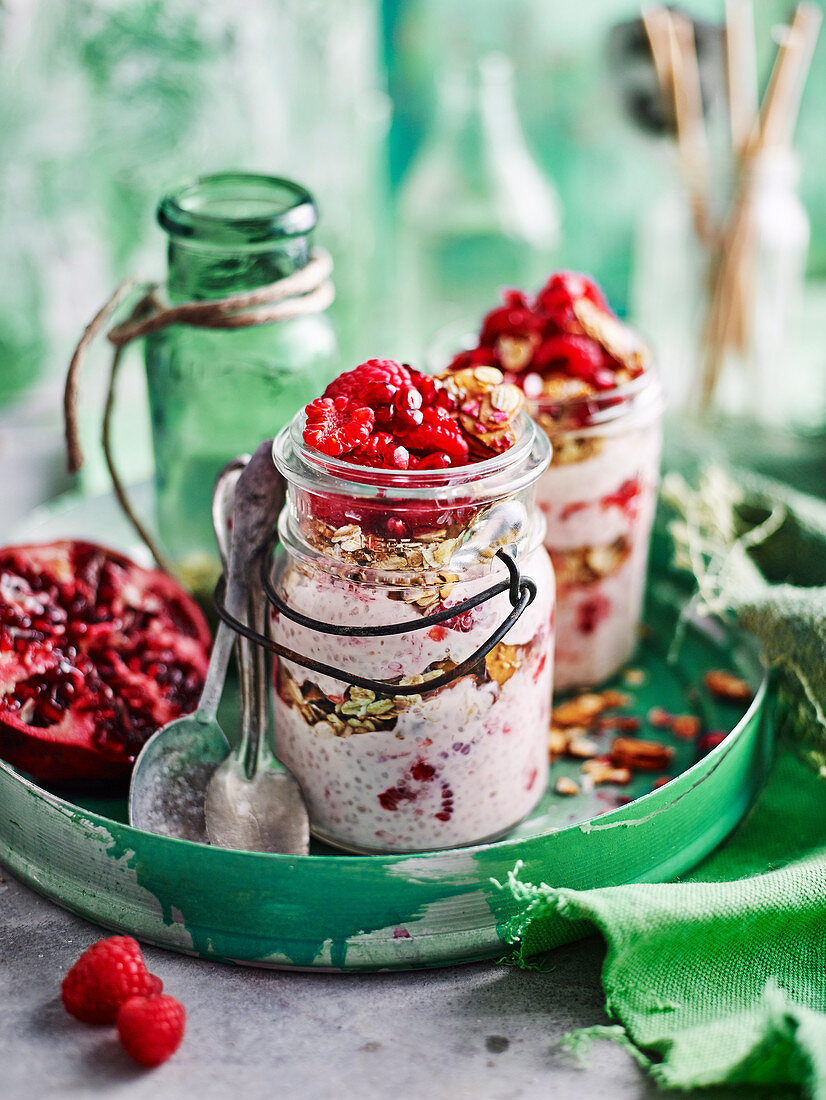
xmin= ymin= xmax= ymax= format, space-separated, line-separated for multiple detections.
xmin=509 ymin=470 xmax=826 ymax=1096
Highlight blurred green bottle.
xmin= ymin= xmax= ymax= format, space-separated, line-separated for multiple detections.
xmin=397 ymin=52 xmax=561 ymax=362
xmin=145 ymin=172 xmax=337 ymax=583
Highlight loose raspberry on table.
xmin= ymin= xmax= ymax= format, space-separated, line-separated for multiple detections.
xmin=303 ymin=396 xmax=375 ymax=457
xmin=61 ymin=936 xmax=163 ymax=1025
xmin=117 ymin=994 xmax=186 ymax=1068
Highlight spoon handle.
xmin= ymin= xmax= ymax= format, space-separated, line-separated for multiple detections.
xmin=225 ymin=439 xmax=285 ymax=779
xmin=195 ymin=619 xmax=237 ymax=722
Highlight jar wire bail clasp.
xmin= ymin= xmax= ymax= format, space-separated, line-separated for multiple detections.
xmin=212 ymin=540 xmax=536 ymax=697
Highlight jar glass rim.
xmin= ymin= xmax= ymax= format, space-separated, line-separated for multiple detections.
xmin=274 ymin=408 xmax=550 ymax=500
xmin=530 ymin=367 xmax=665 ymax=433
xmin=157 ymin=172 xmax=318 ymax=247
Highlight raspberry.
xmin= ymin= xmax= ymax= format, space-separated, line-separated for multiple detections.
xmin=534 ymin=334 xmax=615 ymax=389
xmin=480 ymin=293 xmax=543 ymax=346
xmin=536 ymin=271 xmax=608 ymax=320
xmin=117 ymin=995 xmax=186 ymax=1068
xmin=397 ymin=407 xmax=469 ymax=463
xmin=446 ymin=347 xmax=494 ymax=375
xmin=323 ymin=359 xmax=412 ymax=404
xmin=61 ymin=936 xmax=163 ymax=1025
xmin=303 ymin=396 xmax=375 ymax=457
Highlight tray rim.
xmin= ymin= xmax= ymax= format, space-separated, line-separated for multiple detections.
xmin=0 ymin=657 xmax=769 ymax=869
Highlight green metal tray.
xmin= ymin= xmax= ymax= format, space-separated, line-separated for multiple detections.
xmin=0 ymin=489 xmax=773 ymax=971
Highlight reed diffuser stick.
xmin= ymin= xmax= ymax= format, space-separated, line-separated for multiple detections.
xmin=725 ymin=0 xmax=758 ymax=158
xmin=699 ymin=2 xmax=821 ymax=412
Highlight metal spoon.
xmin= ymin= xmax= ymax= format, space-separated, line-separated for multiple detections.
xmin=128 ymin=457 xmax=249 ymax=841
xmin=204 ymin=441 xmax=310 ymax=855
xmin=448 ymin=499 xmax=529 ymax=572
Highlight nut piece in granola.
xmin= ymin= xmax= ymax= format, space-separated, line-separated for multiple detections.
xmin=610 ymin=737 xmax=674 ymax=772
xmin=485 ymin=642 xmax=521 ymax=687
xmin=581 ymin=759 xmax=632 ymax=786
xmin=548 ymin=726 xmax=569 ymax=759
xmin=572 ymin=296 xmax=652 ymax=375
xmin=443 ymin=365 xmax=525 ymax=459
xmin=551 ymin=692 xmax=611 ymax=728
xmin=555 ymin=776 xmax=580 ymax=797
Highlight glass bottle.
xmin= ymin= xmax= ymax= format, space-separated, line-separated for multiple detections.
xmin=145 ymin=173 xmax=337 ymax=580
xmin=397 ymin=53 xmax=561 ymax=362
xmin=270 ymin=406 xmax=554 ymax=854
xmin=725 ymin=148 xmax=811 ymax=428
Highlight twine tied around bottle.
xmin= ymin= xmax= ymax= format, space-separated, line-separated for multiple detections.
xmin=63 ymin=247 xmax=335 ymax=575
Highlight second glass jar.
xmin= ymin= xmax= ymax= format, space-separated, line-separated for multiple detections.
xmin=531 ymin=371 xmax=664 ymax=691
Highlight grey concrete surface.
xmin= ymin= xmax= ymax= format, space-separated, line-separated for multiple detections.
xmin=0 ymin=867 xmax=760 ymax=1100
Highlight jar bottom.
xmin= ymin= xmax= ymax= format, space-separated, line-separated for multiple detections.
xmin=309 ymin=799 xmax=542 ymax=856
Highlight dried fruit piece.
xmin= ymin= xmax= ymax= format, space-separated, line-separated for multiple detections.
xmin=699 ymin=731 xmax=728 ymax=755
xmin=671 ymin=715 xmax=700 ymax=740
xmin=610 ymin=737 xmax=675 ymax=772
xmin=0 ymin=540 xmax=210 ymax=785
xmin=597 ymin=715 xmax=641 ymax=732
xmin=704 ymin=670 xmax=753 ymax=703
xmin=648 ymin=706 xmax=673 ymax=729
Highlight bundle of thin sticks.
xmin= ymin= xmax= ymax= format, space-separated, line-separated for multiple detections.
xmin=642 ymin=1 xmax=821 ymax=413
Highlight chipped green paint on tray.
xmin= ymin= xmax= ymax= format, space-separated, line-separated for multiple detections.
xmin=0 ymin=494 xmax=774 ymax=971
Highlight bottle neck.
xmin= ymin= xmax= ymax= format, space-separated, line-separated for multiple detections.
xmin=157 ymin=172 xmax=318 ymax=302
xmin=166 ymin=235 xmax=311 ymax=302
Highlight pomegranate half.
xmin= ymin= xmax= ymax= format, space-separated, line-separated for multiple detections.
xmin=0 ymin=540 xmax=211 ymax=787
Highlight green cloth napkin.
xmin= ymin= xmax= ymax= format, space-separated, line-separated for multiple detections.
xmin=509 ymin=469 xmax=826 ymax=1096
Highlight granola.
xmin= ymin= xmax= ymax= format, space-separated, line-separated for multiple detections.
xmin=549 ymin=537 xmax=631 ymax=588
